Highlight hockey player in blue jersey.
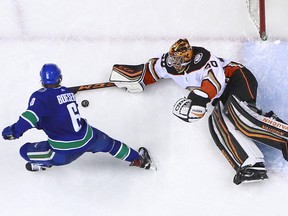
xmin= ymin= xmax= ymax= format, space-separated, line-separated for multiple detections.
xmin=2 ymin=63 xmax=155 ymax=171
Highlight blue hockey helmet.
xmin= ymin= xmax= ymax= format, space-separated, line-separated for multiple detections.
xmin=40 ymin=63 xmax=62 ymax=85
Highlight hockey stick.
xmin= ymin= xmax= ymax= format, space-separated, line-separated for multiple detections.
xmin=68 ymin=82 xmax=116 ymax=94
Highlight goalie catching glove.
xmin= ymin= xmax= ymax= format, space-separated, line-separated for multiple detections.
xmin=173 ymin=89 xmax=210 ymax=122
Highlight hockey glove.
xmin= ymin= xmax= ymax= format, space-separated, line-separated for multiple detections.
xmin=173 ymin=89 xmax=210 ymax=123
xmin=2 ymin=125 xmax=18 ymax=140
xmin=110 ymin=64 xmax=146 ymax=93
xmin=173 ymin=98 xmax=206 ymax=122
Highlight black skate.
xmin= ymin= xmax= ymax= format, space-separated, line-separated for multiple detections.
xmin=25 ymin=162 xmax=51 ymax=172
xmin=233 ymin=163 xmax=268 ymax=185
xmin=130 ymin=147 xmax=157 ymax=171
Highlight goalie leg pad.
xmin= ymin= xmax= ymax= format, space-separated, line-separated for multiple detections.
xmin=109 ymin=64 xmax=146 ymax=93
xmin=209 ymin=102 xmax=265 ymax=171
xmin=224 ymin=95 xmax=288 ymax=161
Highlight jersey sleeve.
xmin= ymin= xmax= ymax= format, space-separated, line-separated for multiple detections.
xmin=11 ymin=90 xmax=50 ymax=137
xmin=142 ymin=54 xmax=169 ymax=85
xmin=199 ymin=55 xmax=226 ymax=100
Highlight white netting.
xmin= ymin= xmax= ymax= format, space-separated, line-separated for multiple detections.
xmin=246 ymin=0 xmax=260 ymax=30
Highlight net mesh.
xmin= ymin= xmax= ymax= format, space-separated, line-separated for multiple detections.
xmin=246 ymin=0 xmax=260 ymax=30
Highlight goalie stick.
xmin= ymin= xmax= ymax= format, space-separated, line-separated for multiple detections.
xmin=68 ymin=82 xmax=116 ymax=94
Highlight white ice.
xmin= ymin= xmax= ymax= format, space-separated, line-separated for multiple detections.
xmin=1 ymin=1 xmax=288 ymax=216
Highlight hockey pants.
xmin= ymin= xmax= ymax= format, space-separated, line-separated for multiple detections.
xmin=19 ymin=127 xmax=140 ymax=167
xmin=219 ymin=66 xmax=258 ymax=105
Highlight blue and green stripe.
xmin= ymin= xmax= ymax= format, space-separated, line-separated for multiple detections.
xmin=21 ymin=110 xmax=39 ymax=127
xmin=48 ymin=125 xmax=93 ymax=151
xmin=28 ymin=149 xmax=55 ymax=161
xmin=113 ymin=143 xmax=131 ymax=160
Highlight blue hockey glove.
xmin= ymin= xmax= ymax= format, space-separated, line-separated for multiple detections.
xmin=2 ymin=126 xmax=16 ymax=140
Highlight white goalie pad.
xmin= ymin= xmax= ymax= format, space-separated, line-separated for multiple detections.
xmin=224 ymin=95 xmax=288 ymax=161
xmin=222 ymin=106 xmax=265 ymax=167
xmin=227 ymin=95 xmax=288 ymax=139
xmin=109 ymin=64 xmax=146 ymax=93
xmin=209 ymin=101 xmax=264 ymax=169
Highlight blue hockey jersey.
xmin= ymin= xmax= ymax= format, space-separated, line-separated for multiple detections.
xmin=12 ymin=86 xmax=94 ymax=153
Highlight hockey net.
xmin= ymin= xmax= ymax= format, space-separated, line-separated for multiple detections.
xmin=246 ymin=0 xmax=267 ymax=40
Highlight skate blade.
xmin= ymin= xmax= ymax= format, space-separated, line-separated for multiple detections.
xmin=241 ymin=177 xmax=269 ymax=184
xmin=148 ymin=161 xmax=157 ymax=171
xmin=146 ymin=150 xmax=157 ymax=171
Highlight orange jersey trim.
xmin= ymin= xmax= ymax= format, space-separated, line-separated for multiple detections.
xmin=201 ymin=79 xmax=217 ymax=100
xmin=143 ymin=67 xmax=157 ymax=85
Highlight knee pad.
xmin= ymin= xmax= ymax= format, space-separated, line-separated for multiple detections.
xmin=19 ymin=142 xmax=33 ymax=161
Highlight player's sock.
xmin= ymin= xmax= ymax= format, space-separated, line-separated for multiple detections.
xmin=109 ymin=141 xmax=139 ymax=162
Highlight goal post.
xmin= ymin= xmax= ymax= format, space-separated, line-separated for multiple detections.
xmin=246 ymin=0 xmax=267 ymax=40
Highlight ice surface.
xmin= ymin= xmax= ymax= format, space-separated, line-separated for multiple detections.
xmin=243 ymin=40 xmax=288 ymax=122
xmin=1 ymin=1 xmax=288 ymax=216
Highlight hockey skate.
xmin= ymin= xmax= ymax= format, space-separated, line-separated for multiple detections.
xmin=130 ymin=147 xmax=157 ymax=171
xmin=233 ymin=162 xmax=268 ymax=185
xmin=25 ymin=162 xmax=51 ymax=172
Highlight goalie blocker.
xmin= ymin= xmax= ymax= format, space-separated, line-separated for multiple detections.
xmin=109 ymin=59 xmax=159 ymax=93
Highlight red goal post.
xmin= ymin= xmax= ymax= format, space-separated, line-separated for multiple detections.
xmin=246 ymin=0 xmax=267 ymax=40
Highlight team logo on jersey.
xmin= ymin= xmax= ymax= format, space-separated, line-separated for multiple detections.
xmin=194 ymin=53 xmax=203 ymax=64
